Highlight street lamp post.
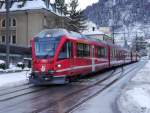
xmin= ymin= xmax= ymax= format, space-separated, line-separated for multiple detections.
xmin=5 ymin=0 xmax=10 ymax=69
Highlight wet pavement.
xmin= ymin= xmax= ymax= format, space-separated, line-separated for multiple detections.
xmin=0 ymin=61 xmax=146 ymax=113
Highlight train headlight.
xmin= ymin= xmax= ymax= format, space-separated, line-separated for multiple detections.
xmin=57 ymin=64 xmax=61 ymax=68
xmin=41 ymin=65 xmax=46 ymax=72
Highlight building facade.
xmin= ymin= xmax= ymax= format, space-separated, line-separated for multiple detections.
xmin=0 ymin=0 xmax=69 ymax=47
xmin=0 ymin=0 xmax=69 ymax=63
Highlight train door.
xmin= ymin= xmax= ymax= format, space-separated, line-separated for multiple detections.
xmin=92 ymin=45 xmax=95 ymax=72
xmin=67 ymin=41 xmax=74 ymax=75
xmin=107 ymin=45 xmax=111 ymax=68
xmin=57 ymin=41 xmax=73 ymax=75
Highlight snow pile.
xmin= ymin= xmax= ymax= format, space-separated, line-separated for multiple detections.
xmin=118 ymin=61 xmax=150 ymax=113
xmin=118 ymin=85 xmax=150 ymax=113
xmin=131 ymin=62 xmax=150 ymax=83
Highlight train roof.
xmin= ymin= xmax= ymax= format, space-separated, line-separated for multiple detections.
xmin=35 ymin=29 xmax=127 ymax=51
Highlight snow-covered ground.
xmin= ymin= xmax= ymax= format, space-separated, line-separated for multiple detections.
xmin=71 ymin=61 xmax=147 ymax=113
xmin=0 ymin=61 xmax=30 ymax=88
xmin=0 ymin=71 xmax=30 ymax=88
xmin=0 ymin=60 xmax=149 ymax=113
xmin=118 ymin=60 xmax=150 ymax=113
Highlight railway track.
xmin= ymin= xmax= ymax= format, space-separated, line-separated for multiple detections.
xmin=0 ymin=66 xmax=117 ymax=102
xmin=0 ymin=65 xmax=121 ymax=103
xmin=0 ymin=61 xmax=144 ymax=113
xmin=32 ymin=62 xmax=144 ymax=113
xmin=66 ymin=62 xmax=145 ymax=113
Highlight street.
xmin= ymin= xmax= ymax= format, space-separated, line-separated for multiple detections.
xmin=0 ymin=61 xmax=146 ymax=113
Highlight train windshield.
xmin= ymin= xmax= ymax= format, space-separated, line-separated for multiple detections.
xmin=34 ymin=38 xmax=59 ymax=59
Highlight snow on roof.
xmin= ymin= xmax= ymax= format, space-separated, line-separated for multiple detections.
xmin=0 ymin=0 xmax=64 ymax=16
xmin=83 ymin=30 xmax=105 ymax=36
xmin=0 ymin=60 xmax=5 ymax=64
xmin=35 ymin=28 xmax=84 ymax=39
xmin=36 ymin=28 xmax=69 ymax=38
xmin=82 ymin=21 xmax=105 ymax=36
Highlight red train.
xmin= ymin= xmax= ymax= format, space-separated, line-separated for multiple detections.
xmin=29 ymin=29 xmax=138 ymax=85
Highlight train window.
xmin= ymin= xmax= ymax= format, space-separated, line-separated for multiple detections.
xmin=77 ymin=43 xmax=90 ymax=57
xmin=58 ymin=41 xmax=72 ymax=59
xmin=97 ymin=47 xmax=106 ymax=58
xmin=77 ymin=43 xmax=84 ymax=57
xmin=113 ymin=49 xmax=115 ymax=58
xmin=83 ymin=44 xmax=90 ymax=57
xmin=111 ymin=49 xmax=113 ymax=58
xmin=105 ymin=48 xmax=107 ymax=57
xmin=115 ymin=50 xmax=117 ymax=58
xmin=97 ymin=47 xmax=101 ymax=58
xmin=114 ymin=49 xmax=116 ymax=58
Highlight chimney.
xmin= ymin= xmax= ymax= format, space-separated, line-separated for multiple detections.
xmin=92 ymin=27 xmax=95 ymax=31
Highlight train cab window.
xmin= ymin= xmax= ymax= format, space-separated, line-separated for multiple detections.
xmin=58 ymin=41 xmax=72 ymax=59
xmin=34 ymin=37 xmax=60 ymax=58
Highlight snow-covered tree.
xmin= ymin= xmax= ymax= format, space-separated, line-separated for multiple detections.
xmin=132 ymin=36 xmax=148 ymax=56
xmin=67 ymin=0 xmax=86 ymax=32
xmin=55 ymin=0 xmax=67 ymax=15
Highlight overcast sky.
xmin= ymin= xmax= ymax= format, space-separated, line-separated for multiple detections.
xmin=76 ymin=0 xmax=99 ymax=10
xmin=51 ymin=0 xmax=99 ymax=10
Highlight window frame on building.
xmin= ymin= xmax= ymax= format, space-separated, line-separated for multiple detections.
xmin=1 ymin=19 xmax=6 ymax=28
xmin=1 ymin=35 xmax=6 ymax=44
xmin=1 ymin=35 xmax=17 ymax=45
xmin=12 ymin=18 xmax=16 ymax=27
xmin=12 ymin=35 xmax=17 ymax=44
xmin=1 ymin=18 xmax=17 ymax=28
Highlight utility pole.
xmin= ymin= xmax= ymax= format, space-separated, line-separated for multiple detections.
xmin=5 ymin=0 xmax=10 ymax=69
xmin=112 ymin=3 xmax=115 ymax=44
xmin=135 ymin=31 xmax=138 ymax=52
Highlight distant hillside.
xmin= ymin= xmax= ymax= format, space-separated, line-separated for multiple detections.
xmin=83 ymin=0 xmax=150 ymax=29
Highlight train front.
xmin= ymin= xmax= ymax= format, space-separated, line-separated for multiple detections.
xmin=29 ymin=29 xmax=67 ymax=85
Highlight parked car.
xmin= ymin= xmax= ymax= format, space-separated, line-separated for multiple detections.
xmin=0 ymin=60 xmax=6 ymax=70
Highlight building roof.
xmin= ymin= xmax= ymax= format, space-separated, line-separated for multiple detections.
xmin=0 ymin=0 xmax=64 ymax=16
